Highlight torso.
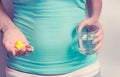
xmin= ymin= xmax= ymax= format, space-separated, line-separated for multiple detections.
xmin=7 ymin=0 xmax=99 ymax=75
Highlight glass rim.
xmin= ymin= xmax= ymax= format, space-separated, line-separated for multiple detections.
xmin=76 ymin=25 xmax=99 ymax=34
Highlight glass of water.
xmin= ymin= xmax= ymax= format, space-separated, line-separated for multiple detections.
xmin=76 ymin=25 xmax=99 ymax=55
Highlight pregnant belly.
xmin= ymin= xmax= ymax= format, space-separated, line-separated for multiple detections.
xmin=13 ymin=21 xmax=80 ymax=63
xmin=32 ymin=27 xmax=71 ymax=51
xmin=12 ymin=13 xmax=87 ymax=63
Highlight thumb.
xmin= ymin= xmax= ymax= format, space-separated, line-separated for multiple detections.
xmin=77 ymin=20 xmax=87 ymax=34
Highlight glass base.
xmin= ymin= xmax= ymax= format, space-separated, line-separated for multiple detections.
xmin=79 ymin=48 xmax=96 ymax=55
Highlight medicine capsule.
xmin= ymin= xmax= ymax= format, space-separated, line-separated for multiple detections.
xmin=15 ymin=41 xmax=25 ymax=50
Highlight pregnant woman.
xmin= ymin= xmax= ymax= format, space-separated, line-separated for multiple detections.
xmin=0 ymin=0 xmax=103 ymax=77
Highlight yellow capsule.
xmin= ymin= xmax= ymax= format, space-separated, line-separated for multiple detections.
xmin=15 ymin=41 xmax=25 ymax=50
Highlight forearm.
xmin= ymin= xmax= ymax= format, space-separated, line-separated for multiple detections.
xmin=0 ymin=1 xmax=17 ymax=32
xmin=86 ymin=0 xmax=102 ymax=20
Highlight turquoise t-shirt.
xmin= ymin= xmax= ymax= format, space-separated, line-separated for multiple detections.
xmin=7 ymin=0 xmax=98 ymax=75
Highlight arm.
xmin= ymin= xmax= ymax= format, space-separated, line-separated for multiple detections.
xmin=78 ymin=0 xmax=102 ymax=32
xmin=86 ymin=0 xmax=102 ymax=20
xmin=78 ymin=0 xmax=103 ymax=53
xmin=0 ymin=0 xmax=33 ymax=56
xmin=0 ymin=0 xmax=17 ymax=32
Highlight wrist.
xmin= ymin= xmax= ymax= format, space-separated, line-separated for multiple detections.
xmin=89 ymin=17 xmax=99 ymax=23
xmin=90 ymin=16 xmax=99 ymax=21
xmin=1 ymin=25 xmax=18 ymax=33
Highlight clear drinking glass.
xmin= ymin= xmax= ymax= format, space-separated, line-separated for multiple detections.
xmin=72 ymin=25 xmax=99 ymax=55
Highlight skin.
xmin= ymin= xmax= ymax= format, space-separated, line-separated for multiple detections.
xmin=0 ymin=0 xmax=103 ymax=55
xmin=0 ymin=1 xmax=33 ymax=56
xmin=77 ymin=0 xmax=104 ymax=54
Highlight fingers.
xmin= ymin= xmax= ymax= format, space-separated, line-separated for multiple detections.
xmin=25 ymin=45 xmax=34 ymax=52
xmin=77 ymin=21 xmax=85 ymax=33
xmin=77 ymin=21 xmax=87 ymax=33
xmin=15 ymin=48 xmax=26 ymax=56
xmin=15 ymin=44 xmax=34 ymax=56
xmin=93 ymin=22 xmax=104 ymax=54
xmin=95 ymin=23 xmax=104 ymax=38
xmin=3 ymin=39 xmax=34 ymax=56
xmin=95 ymin=28 xmax=103 ymax=38
xmin=93 ymin=22 xmax=104 ymax=43
xmin=77 ymin=18 xmax=98 ymax=34
xmin=94 ymin=41 xmax=103 ymax=54
xmin=93 ymin=31 xmax=103 ymax=54
xmin=93 ymin=33 xmax=104 ymax=44
xmin=96 ymin=22 xmax=102 ymax=29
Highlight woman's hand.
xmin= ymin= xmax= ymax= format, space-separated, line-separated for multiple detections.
xmin=77 ymin=17 xmax=104 ymax=54
xmin=2 ymin=26 xmax=34 ymax=56
xmin=93 ymin=22 xmax=104 ymax=53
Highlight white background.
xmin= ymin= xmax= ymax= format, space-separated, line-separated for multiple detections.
xmin=99 ymin=0 xmax=120 ymax=77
